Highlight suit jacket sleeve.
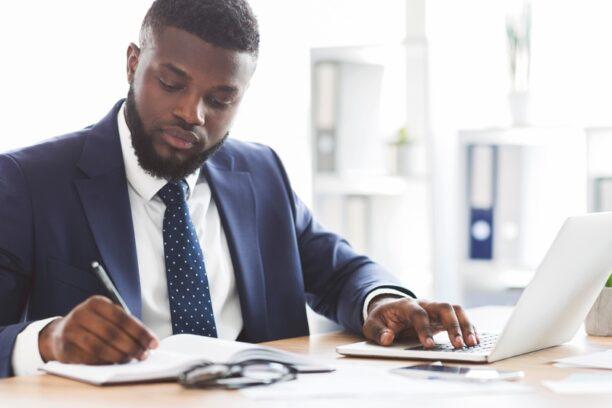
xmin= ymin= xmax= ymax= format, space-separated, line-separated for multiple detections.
xmin=0 ymin=154 xmax=36 ymax=378
xmin=267 ymin=148 xmax=415 ymax=334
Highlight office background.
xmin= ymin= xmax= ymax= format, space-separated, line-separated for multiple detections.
xmin=2 ymin=0 xmax=612 ymax=330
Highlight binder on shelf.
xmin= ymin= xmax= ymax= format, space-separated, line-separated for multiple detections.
xmin=313 ymin=62 xmax=338 ymax=173
xmin=468 ymin=145 xmax=497 ymax=260
xmin=595 ymin=177 xmax=612 ymax=212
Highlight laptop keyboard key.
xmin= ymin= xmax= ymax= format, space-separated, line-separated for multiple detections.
xmin=404 ymin=333 xmax=498 ymax=353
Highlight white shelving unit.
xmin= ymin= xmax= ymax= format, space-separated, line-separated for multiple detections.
xmin=586 ymin=127 xmax=612 ymax=212
xmin=305 ymin=1 xmax=432 ymax=332
xmin=313 ymin=174 xmax=432 ymax=294
xmin=314 ymin=174 xmax=415 ymax=196
xmin=457 ymin=126 xmax=588 ymax=305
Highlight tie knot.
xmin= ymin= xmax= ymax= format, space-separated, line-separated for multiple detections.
xmin=157 ymin=180 xmax=189 ymax=207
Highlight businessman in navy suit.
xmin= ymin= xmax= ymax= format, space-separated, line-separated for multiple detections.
xmin=0 ymin=0 xmax=478 ymax=378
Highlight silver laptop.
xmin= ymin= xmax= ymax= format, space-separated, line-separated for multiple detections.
xmin=337 ymin=212 xmax=612 ymax=363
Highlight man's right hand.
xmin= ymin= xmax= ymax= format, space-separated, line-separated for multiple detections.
xmin=38 ymin=296 xmax=159 ymax=365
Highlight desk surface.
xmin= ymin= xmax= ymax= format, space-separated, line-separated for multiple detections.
xmin=3 ymin=309 xmax=612 ymax=407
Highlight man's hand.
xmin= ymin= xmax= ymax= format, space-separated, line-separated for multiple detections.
xmin=363 ymin=296 xmax=479 ymax=349
xmin=39 ymin=296 xmax=159 ymax=364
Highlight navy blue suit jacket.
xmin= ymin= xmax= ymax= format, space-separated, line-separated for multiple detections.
xmin=0 ymin=101 xmax=412 ymax=377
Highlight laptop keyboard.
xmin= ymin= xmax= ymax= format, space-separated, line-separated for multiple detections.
xmin=404 ymin=333 xmax=498 ymax=353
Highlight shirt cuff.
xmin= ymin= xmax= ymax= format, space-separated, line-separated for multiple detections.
xmin=11 ymin=317 xmax=60 ymax=376
xmin=362 ymin=288 xmax=412 ymax=323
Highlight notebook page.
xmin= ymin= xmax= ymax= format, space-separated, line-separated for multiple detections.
xmin=40 ymin=349 xmax=195 ymax=385
xmin=158 ymin=333 xmax=253 ymax=362
xmin=160 ymin=334 xmax=334 ymax=372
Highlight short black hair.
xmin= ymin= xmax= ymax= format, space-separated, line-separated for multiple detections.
xmin=140 ymin=0 xmax=259 ymax=55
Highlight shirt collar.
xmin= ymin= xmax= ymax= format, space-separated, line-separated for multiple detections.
xmin=117 ymin=102 xmax=200 ymax=202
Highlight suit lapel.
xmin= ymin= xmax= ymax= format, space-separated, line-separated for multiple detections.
xmin=74 ymin=101 xmax=142 ymax=317
xmin=204 ymin=152 xmax=270 ymax=342
xmin=72 ymin=102 xmax=268 ymax=332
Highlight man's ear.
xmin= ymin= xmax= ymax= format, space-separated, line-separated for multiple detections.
xmin=126 ymin=43 xmax=141 ymax=84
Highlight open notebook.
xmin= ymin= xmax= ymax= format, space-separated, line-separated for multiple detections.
xmin=40 ymin=334 xmax=334 ymax=385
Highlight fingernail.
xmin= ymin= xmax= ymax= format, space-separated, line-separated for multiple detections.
xmin=380 ymin=331 xmax=393 ymax=345
xmin=468 ymin=334 xmax=476 ymax=346
xmin=426 ymin=337 xmax=435 ymax=348
xmin=455 ymin=334 xmax=465 ymax=346
xmin=149 ymin=339 xmax=158 ymax=349
xmin=139 ymin=350 xmax=149 ymax=360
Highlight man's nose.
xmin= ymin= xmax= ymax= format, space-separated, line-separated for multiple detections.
xmin=173 ymin=93 xmax=206 ymax=127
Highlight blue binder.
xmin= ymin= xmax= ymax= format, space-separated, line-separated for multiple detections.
xmin=468 ymin=145 xmax=497 ymax=260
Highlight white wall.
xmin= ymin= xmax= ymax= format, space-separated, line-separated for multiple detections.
xmin=0 ymin=1 xmax=150 ymax=148
xmin=530 ymin=1 xmax=612 ymax=127
xmin=425 ymin=1 xmax=506 ymax=302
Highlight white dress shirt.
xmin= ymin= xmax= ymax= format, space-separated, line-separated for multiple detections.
xmin=115 ymin=103 xmax=242 ymax=341
xmin=11 ymin=103 xmax=408 ymax=376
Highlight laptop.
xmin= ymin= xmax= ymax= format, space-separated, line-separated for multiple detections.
xmin=337 ymin=212 xmax=612 ymax=363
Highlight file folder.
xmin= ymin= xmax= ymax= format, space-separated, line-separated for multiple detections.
xmin=468 ymin=145 xmax=497 ymax=260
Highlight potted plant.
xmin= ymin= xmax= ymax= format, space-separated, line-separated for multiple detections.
xmin=388 ymin=127 xmax=417 ymax=177
xmin=585 ymin=274 xmax=612 ymax=336
xmin=506 ymin=0 xmax=532 ymax=126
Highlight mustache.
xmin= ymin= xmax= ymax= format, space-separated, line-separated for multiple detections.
xmin=159 ymin=120 xmax=206 ymax=140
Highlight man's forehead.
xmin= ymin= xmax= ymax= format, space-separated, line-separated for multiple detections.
xmin=144 ymin=26 xmax=257 ymax=86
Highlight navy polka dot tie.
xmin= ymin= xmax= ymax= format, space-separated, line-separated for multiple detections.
xmin=158 ymin=180 xmax=217 ymax=337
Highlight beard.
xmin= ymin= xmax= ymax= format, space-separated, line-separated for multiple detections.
xmin=124 ymin=85 xmax=228 ymax=181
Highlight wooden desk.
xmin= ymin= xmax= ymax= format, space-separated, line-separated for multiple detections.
xmin=2 ymin=316 xmax=612 ymax=407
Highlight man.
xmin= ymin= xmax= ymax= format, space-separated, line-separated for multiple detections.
xmin=0 ymin=0 xmax=478 ymax=378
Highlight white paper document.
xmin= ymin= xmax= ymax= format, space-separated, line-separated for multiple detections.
xmin=542 ymin=373 xmax=612 ymax=395
xmin=241 ymin=365 xmax=531 ymax=400
xmin=554 ymin=350 xmax=612 ymax=370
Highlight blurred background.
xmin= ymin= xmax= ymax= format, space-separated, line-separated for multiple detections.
xmin=2 ymin=0 xmax=612 ymax=331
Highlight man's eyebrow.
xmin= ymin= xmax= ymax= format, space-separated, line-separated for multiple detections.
xmin=213 ymin=85 xmax=239 ymax=94
xmin=160 ymin=63 xmax=190 ymax=79
xmin=159 ymin=64 xmax=238 ymax=93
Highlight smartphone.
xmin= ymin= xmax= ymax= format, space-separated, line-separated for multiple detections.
xmin=391 ymin=363 xmax=524 ymax=382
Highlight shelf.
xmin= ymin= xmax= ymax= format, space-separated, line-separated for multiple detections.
xmin=459 ymin=126 xmax=585 ymax=147
xmin=313 ymin=174 xmax=428 ymax=196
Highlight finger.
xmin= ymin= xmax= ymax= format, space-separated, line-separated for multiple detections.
xmin=427 ymin=322 xmax=445 ymax=335
xmin=473 ymin=325 xmax=481 ymax=343
xmin=61 ymin=340 xmax=103 ymax=365
xmin=431 ymin=303 xmax=465 ymax=348
xmin=86 ymin=296 xmax=158 ymax=350
xmin=70 ymin=329 xmax=130 ymax=364
xmin=453 ymin=305 xmax=478 ymax=346
xmin=363 ymin=315 xmax=396 ymax=346
xmin=405 ymin=305 xmax=435 ymax=349
xmin=75 ymin=308 xmax=148 ymax=360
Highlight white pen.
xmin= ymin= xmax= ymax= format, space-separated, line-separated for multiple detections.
xmin=91 ymin=261 xmax=132 ymax=315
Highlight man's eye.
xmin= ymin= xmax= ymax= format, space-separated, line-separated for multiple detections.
xmin=158 ymin=79 xmax=183 ymax=92
xmin=208 ymin=97 xmax=232 ymax=110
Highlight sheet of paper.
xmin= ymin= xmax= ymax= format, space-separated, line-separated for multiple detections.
xmin=240 ymin=365 xmax=531 ymax=400
xmin=159 ymin=333 xmax=251 ymax=362
xmin=159 ymin=334 xmax=325 ymax=370
xmin=40 ymin=350 xmax=194 ymax=384
xmin=555 ymin=350 xmax=612 ymax=370
xmin=542 ymin=373 xmax=612 ymax=394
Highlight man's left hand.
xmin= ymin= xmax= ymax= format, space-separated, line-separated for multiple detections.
xmin=362 ymin=297 xmax=480 ymax=349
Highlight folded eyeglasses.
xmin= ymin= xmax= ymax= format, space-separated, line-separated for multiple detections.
xmin=179 ymin=359 xmax=298 ymax=390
